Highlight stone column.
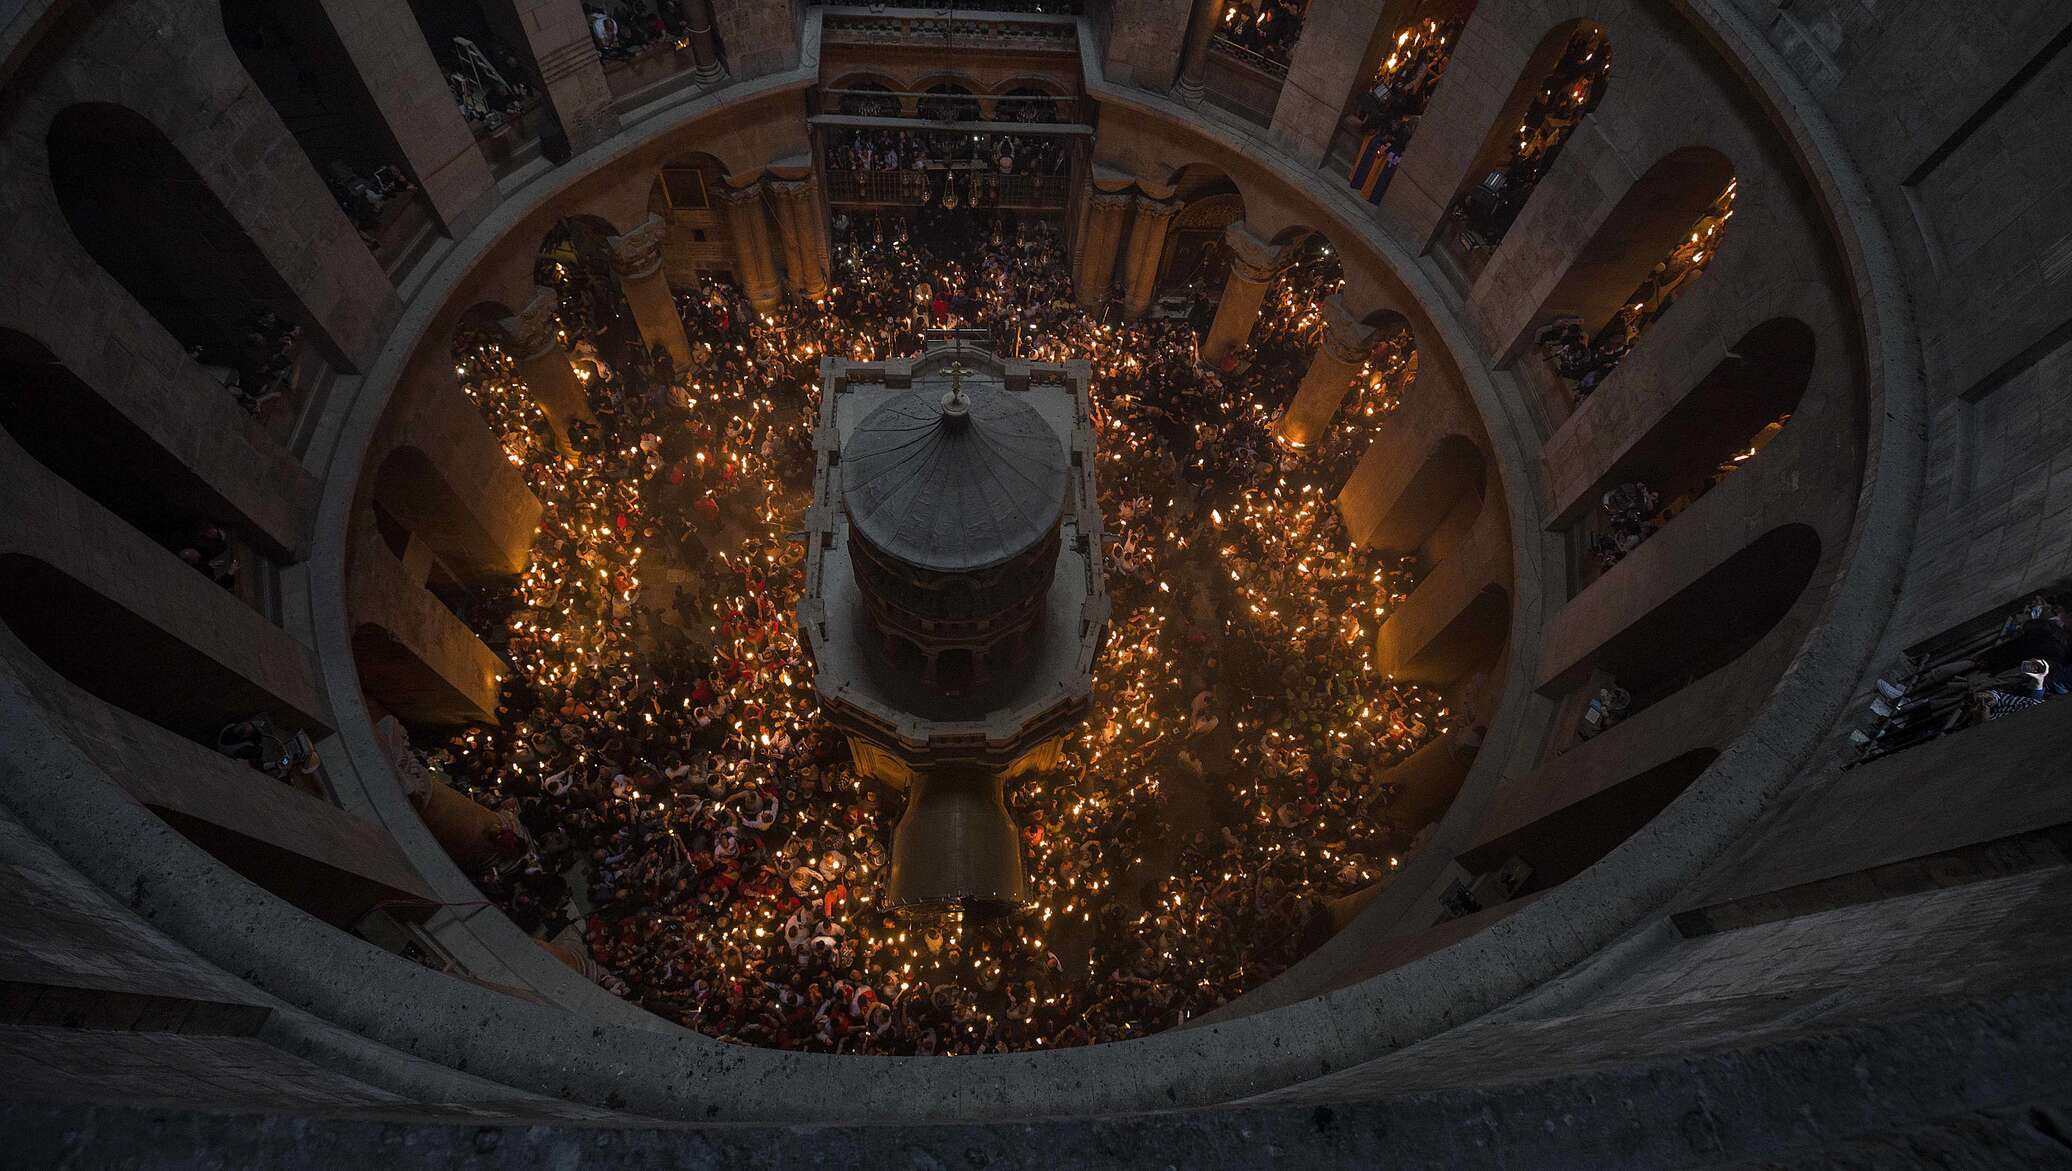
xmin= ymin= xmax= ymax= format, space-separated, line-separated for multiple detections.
xmin=718 ymin=181 xmax=783 ymax=313
xmin=1119 ymin=195 xmax=1181 ymax=319
xmin=608 ymin=213 xmax=692 ymax=372
xmin=480 ymin=0 xmax=620 ymax=162
xmin=682 ymin=0 xmax=727 ymax=84
xmin=1172 ymin=0 xmax=1225 ymax=105
xmin=768 ymin=177 xmax=830 ymax=302
xmin=501 ymin=285 xmax=593 ymax=452
xmin=389 ymin=726 xmax=525 ymax=870
xmin=314 ymin=0 xmax=498 ymax=236
xmin=1073 ymin=185 xmax=1134 ymax=309
xmin=1201 ymin=221 xmax=1284 ymax=365
xmin=1276 ymin=295 xmax=1378 ymax=447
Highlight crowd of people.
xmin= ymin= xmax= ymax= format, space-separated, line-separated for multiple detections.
xmin=1450 ymin=25 xmax=1610 ymax=249
xmin=1346 ymin=17 xmax=1465 ymax=205
xmin=1216 ymin=0 xmax=1309 ymax=69
xmin=824 ymin=128 xmax=1072 ymax=177
xmin=1851 ymin=593 xmax=2071 ymax=765
xmin=187 ymin=310 xmax=302 ymax=416
xmin=420 ymin=205 xmax=1450 ymax=1054
xmin=1532 ymin=175 xmax=1737 ymax=404
xmin=585 ymin=1 xmax=690 ymax=61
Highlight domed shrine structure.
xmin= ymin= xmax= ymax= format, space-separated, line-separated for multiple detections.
xmin=799 ymin=341 xmax=1107 ymax=913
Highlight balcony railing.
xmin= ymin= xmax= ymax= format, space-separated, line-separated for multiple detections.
xmin=819 ymin=6 xmax=1078 ymax=52
xmin=1204 ymin=39 xmax=1286 ymax=127
xmin=826 ymin=168 xmax=1070 ymax=210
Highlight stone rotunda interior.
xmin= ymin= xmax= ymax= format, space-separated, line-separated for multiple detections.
xmin=2 ymin=1 xmax=2068 ymax=1166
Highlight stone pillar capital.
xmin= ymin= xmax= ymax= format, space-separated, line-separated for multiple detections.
xmin=767 ymin=176 xmax=815 ymax=202
xmin=1224 ymin=221 xmax=1285 ymax=283
xmin=1088 ymin=185 xmax=1135 ymax=213
xmin=607 ymin=213 xmax=668 ymax=281
xmin=1132 ymin=195 xmax=1182 ymax=222
xmin=501 ymin=286 xmax=562 ymax=361
xmin=716 ymin=180 xmax=764 ymax=206
xmin=1318 ymin=295 xmax=1381 ymax=365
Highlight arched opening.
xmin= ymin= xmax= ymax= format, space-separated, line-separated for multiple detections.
xmin=47 ymin=103 xmax=329 ymax=439
xmin=1456 ymin=747 xmax=1718 ymax=898
xmin=996 ymin=83 xmax=1067 ymax=124
xmin=219 ymin=0 xmax=436 ymax=272
xmin=653 ymin=151 xmax=736 ymax=288
xmin=1245 ymin=230 xmax=1343 ymax=365
xmin=1395 ymin=582 xmax=1508 ymax=686
xmin=1364 ymin=434 xmax=1486 ymax=560
xmin=400 ymin=0 xmax=544 ymax=175
xmin=1342 ymin=0 xmax=1479 ymax=203
xmin=834 ymin=79 xmax=899 ymax=118
xmin=918 ymin=82 xmax=982 ymax=123
xmin=1528 ymin=152 xmax=1738 ymax=405
xmin=1570 ymin=523 xmax=1821 ymax=724
xmin=1571 ymin=318 xmax=1814 ymax=584
xmin=0 ymin=328 xmax=279 ymax=608
xmin=369 ymin=445 xmax=500 ymax=599
xmin=1308 ymin=313 xmax=1421 ymax=490
xmin=350 ymin=620 xmax=498 ymax=732
xmin=1206 ymin=0 xmax=1307 ymax=124
xmin=1441 ymin=20 xmax=1610 ymax=269
xmin=1156 ymin=165 xmax=1247 ymax=302
xmin=0 ymin=555 xmax=324 ymax=745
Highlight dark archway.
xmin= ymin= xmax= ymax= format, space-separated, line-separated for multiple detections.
xmin=0 ymin=328 xmax=280 ymax=564
xmin=1534 ymin=148 xmax=1738 ymax=349
xmin=0 ymin=554 xmax=324 ymax=743
xmin=1591 ymin=523 xmax=1822 ymax=720
xmin=1366 ymin=434 xmax=1487 ymax=556
xmin=48 ymin=103 xmax=322 ymax=415
xmin=1572 ymin=317 xmax=1815 ymax=541
xmin=220 ymin=0 xmax=429 ymax=269
xmin=1458 ymin=747 xmax=1719 ymax=892
xmin=1341 ymin=0 xmax=1479 ymax=197
xmin=1444 ymin=20 xmax=1610 ymax=255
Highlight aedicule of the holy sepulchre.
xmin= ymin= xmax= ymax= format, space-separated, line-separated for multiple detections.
xmin=800 ymin=342 xmax=1108 ymax=915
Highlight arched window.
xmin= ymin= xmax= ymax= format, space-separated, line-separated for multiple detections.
xmin=0 ymin=329 xmax=276 ymax=610
xmin=918 ymin=82 xmax=982 ymax=123
xmin=1529 ymin=156 xmax=1738 ymax=406
xmin=836 ymin=80 xmax=898 ymax=118
xmin=1573 ymin=523 xmax=1821 ymax=724
xmin=1443 ymin=21 xmax=1611 ymax=265
xmin=1343 ymin=0 xmax=1479 ymax=203
xmin=0 ymin=554 xmax=324 ymax=745
xmin=47 ymin=104 xmax=325 ymax=440
xmin=1571 ymin=318 xmax=1812 ymax=585
xmin=1457 ymin=747 xmax=1718 ymax=896
xmin=220 ymin=0 xmax=431 ymax=270
xmin=399 ymin=0 xmax=544 ymax=175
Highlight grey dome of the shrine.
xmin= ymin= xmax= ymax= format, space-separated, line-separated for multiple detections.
xmin=841 ymin=384 xmax=1067 ymax=574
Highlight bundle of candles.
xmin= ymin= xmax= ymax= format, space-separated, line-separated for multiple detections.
xmin=424 ymin=211 xmax=1450 ymax=1054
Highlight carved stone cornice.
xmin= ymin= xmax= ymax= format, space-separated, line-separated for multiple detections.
xmin=607 ymin=213 xmax=668 ymax=281
xmin=501 ymin=286 xmax=563 ymax=361
xmin=766 ymin=177 xmax=815 ymax=203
